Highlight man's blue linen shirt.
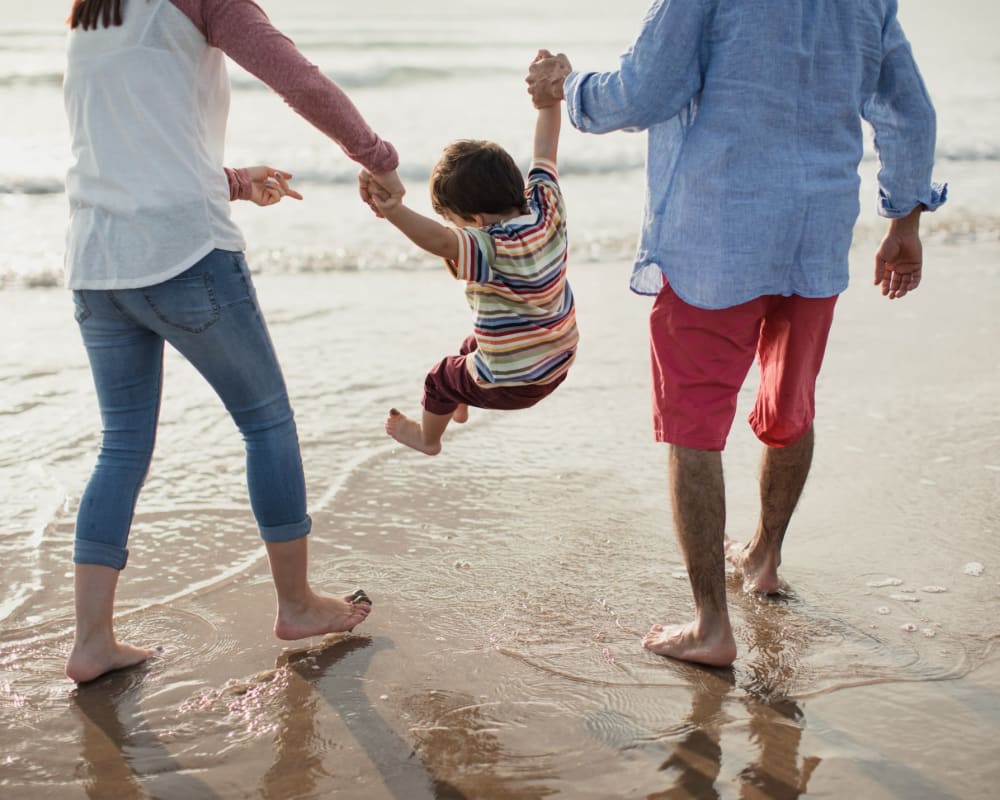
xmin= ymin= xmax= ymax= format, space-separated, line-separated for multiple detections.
xmin=564 ymin=0 xmax=947 ymax=309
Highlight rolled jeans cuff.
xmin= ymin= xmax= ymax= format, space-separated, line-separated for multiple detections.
xmin=260 ymin=515 xmax=312 ymax=543
xmin=74 ymin=540 xmax=129 ymax=570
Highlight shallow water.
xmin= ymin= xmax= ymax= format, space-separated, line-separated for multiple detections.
xmin=2 ymin=247 xmax=999 ymax=797
xmin=2 ymin=0 xmax=999 ymax=796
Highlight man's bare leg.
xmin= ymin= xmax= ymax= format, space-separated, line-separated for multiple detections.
xmin=452 ymin=403 xmax=469 ymax=424
xmin=65 ymin=564 xmax=158 ymax=683
xmin=725 ymin=425 xmax=814 ymax=594
xmin=384 ymin=407 xmax=452 ymax=455
xmin=267 ymin=536 xmax=372 ymax=640
xmin=643 ymin=445 xmax=737 ymax=667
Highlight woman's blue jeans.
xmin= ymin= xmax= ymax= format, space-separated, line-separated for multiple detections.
xmin=71 ymin=249 xmax=310 ymax=570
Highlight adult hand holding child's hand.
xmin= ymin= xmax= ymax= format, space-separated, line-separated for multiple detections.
xmin=359 ymin=168 xmax=405 ymax=218
xmin=526 ymin=49 xmax=572 ymax=109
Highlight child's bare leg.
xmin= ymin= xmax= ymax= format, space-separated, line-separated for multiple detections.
xmin=384 ymin=407 xmax=451 ymax=455
xmin=267 ymin=536 xmax=372 ymax=640
xmin=452 ymin=403 xmax=469 ymax=424
xmin=65 ymin=564 xmax=158 ymax=683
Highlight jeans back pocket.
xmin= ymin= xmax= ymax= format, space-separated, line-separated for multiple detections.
xmin=72 ymin=291 xmax=92 ymax=324
xmin=143 ymin=267 xmax=220 ymax=333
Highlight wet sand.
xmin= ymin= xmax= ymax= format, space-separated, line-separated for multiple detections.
xmin=1 ymin=238 xmax=998 ymax=798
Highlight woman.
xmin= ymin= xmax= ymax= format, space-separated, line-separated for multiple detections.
xmin=64 ymin=0 xmax=403 ymax=683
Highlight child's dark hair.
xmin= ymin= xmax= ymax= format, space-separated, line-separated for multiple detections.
xmin=430 ymin=140 xmax=529 ymax=222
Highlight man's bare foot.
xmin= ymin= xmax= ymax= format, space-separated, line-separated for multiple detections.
xmin=642 ymin=622 xmax=737 ymax=667
xmin=452 ymin=404 xmax=469 ymax=424
xmin=275 ymin=591 xmax=373 ymax=640
xmin=65 ymin=638 xmax=158 ymax=684
xmin=385 ymin=408 xmax=441 ymax=455
xmin=724 ymin=538 xmax=783 ymax=595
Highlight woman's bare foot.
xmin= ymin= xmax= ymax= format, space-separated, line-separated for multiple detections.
xmin=274 ymin=591 xmax=373 ymax=640
xmin=65 ymin=636 xmax=158 ymax=684
xmin=724 ymin=538 xmax=783 ymax=595
xmin=452 ymin=404 xmax=469 ymax=424
xmin=642 ymin=622 xmax=737 ymax=667
xmin=385 ymin=408 xmax=441 ymax=455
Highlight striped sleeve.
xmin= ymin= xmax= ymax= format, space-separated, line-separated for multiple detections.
xmin=525 ymin=158 xmax=564 ymax=237
xmin=445 ymin=228 xmax=495 ymax=283
xmin=528 ymin=157 xmax=559 ymax=186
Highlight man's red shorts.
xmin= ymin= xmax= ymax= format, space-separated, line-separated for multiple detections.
xmin=649 ymin=281 xmax=838 ymax=451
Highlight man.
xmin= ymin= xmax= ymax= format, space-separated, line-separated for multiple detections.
xmin=526 ymin=0 xmax=945 ymax=667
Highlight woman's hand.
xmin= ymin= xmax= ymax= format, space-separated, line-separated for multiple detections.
xmin=245 ymin=166 xmax=303 ymax=207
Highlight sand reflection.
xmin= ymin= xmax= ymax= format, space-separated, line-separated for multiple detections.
xmin=650 ymin=592 xmax=823 ymax=799
xmin=266 ymin=636 xmax=465 ymax=800
xmin=71 ymin=669 xmax=219 ymax=799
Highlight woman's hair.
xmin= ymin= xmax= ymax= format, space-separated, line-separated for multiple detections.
xmin=430 ymin=140 xmax=528 ymax=222
xmin=68 ymin=0 xmax=124 ymax=30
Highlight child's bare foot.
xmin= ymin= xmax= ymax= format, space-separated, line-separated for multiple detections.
xmin=385 ymin=408 xmax=441 ymax=455
xmin=642 ymin=622 xmax=737 ymax=668
xmin=274 ymin=591 xmax=373 ymax=640
xmin=65 ymin=637 xmax=158 ymax=684
xmin=452 ymin=403 xmax=469 ymax=424
xmin=724 ymin=538 xmax=783 ymax=595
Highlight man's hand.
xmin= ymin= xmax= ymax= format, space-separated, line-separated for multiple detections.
xmin=874 ymin=206 xmax=923 ymax=300
xmin=526 ymin=49 xmax=572 ymax=109
xmin=359 ymin=168 xmax=405 ymax=218
xmin=245 ymin=166 xmax=303 ymax=207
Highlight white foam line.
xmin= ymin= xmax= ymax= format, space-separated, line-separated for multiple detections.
xmin=313 ymin=443 xmax=398 ymax=512
xmin=0 ymin=468 xmax=66 ymax=626
xmin=0 ymin=547 xmax=267 ymax=650
xmin=1 ymin=446 xmax=392 ymax=650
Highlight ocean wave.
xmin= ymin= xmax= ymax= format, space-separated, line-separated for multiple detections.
xmin=0 ymin=71 xmax=63 ymax=88
xmin=0 ymin=156 xmax=644 ymax=197
xmin=0 ymin=177 xmax=65 ymax=196
xmin=4 ymin=221 xmax=996 ymax=293
xmin=938 ymin=145 xmax=1000 ymax=162
xmin=229 ymin=62 xmax=511 ymax=92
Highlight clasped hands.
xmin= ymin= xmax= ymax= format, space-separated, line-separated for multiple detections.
xmin=525 ymin=48 xmax=572 ymax=109
xmin=356 ymin=49 xmax=571 ymax=217
xmin=358 ymin=169 xmax=406 ymax=218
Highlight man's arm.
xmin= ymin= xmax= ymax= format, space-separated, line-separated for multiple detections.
xmin=860 ymin=5 xmax=946 ymax=219
xmin=527 ymin=2 xmax=708 ymax=135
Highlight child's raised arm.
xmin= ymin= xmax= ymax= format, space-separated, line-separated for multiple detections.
xmin=530 ymin=49 xmax=565 ymax=165
xmin=372 ymin=197 xmax=460 ymax=262
xmin=534 ymin=103 xmax=561 ymax=165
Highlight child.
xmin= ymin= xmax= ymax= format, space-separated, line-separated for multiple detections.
xmin=363 ymin=73 xmax=577 ymax=456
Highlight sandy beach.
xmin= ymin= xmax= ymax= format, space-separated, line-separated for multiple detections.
xmin=1 ymin=234 xmax=998 ymax=798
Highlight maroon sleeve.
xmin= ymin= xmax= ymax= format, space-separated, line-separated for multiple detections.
xmin=224 ymin=166 xmax=254 ymax=200
xmin=171 ymin=0 xmax=399 ymax=174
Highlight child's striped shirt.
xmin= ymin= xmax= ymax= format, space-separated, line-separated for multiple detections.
xmin=446 ymin=158 xmax=578 ymax=387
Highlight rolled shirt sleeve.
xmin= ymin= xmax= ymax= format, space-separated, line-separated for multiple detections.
xmin=565 ymin=0 xmax=707 ymax=135
xmin=861 ymin=1 xmax=947 ymax=217
xmin=224 ymin=166 xmax=253 ymax=200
